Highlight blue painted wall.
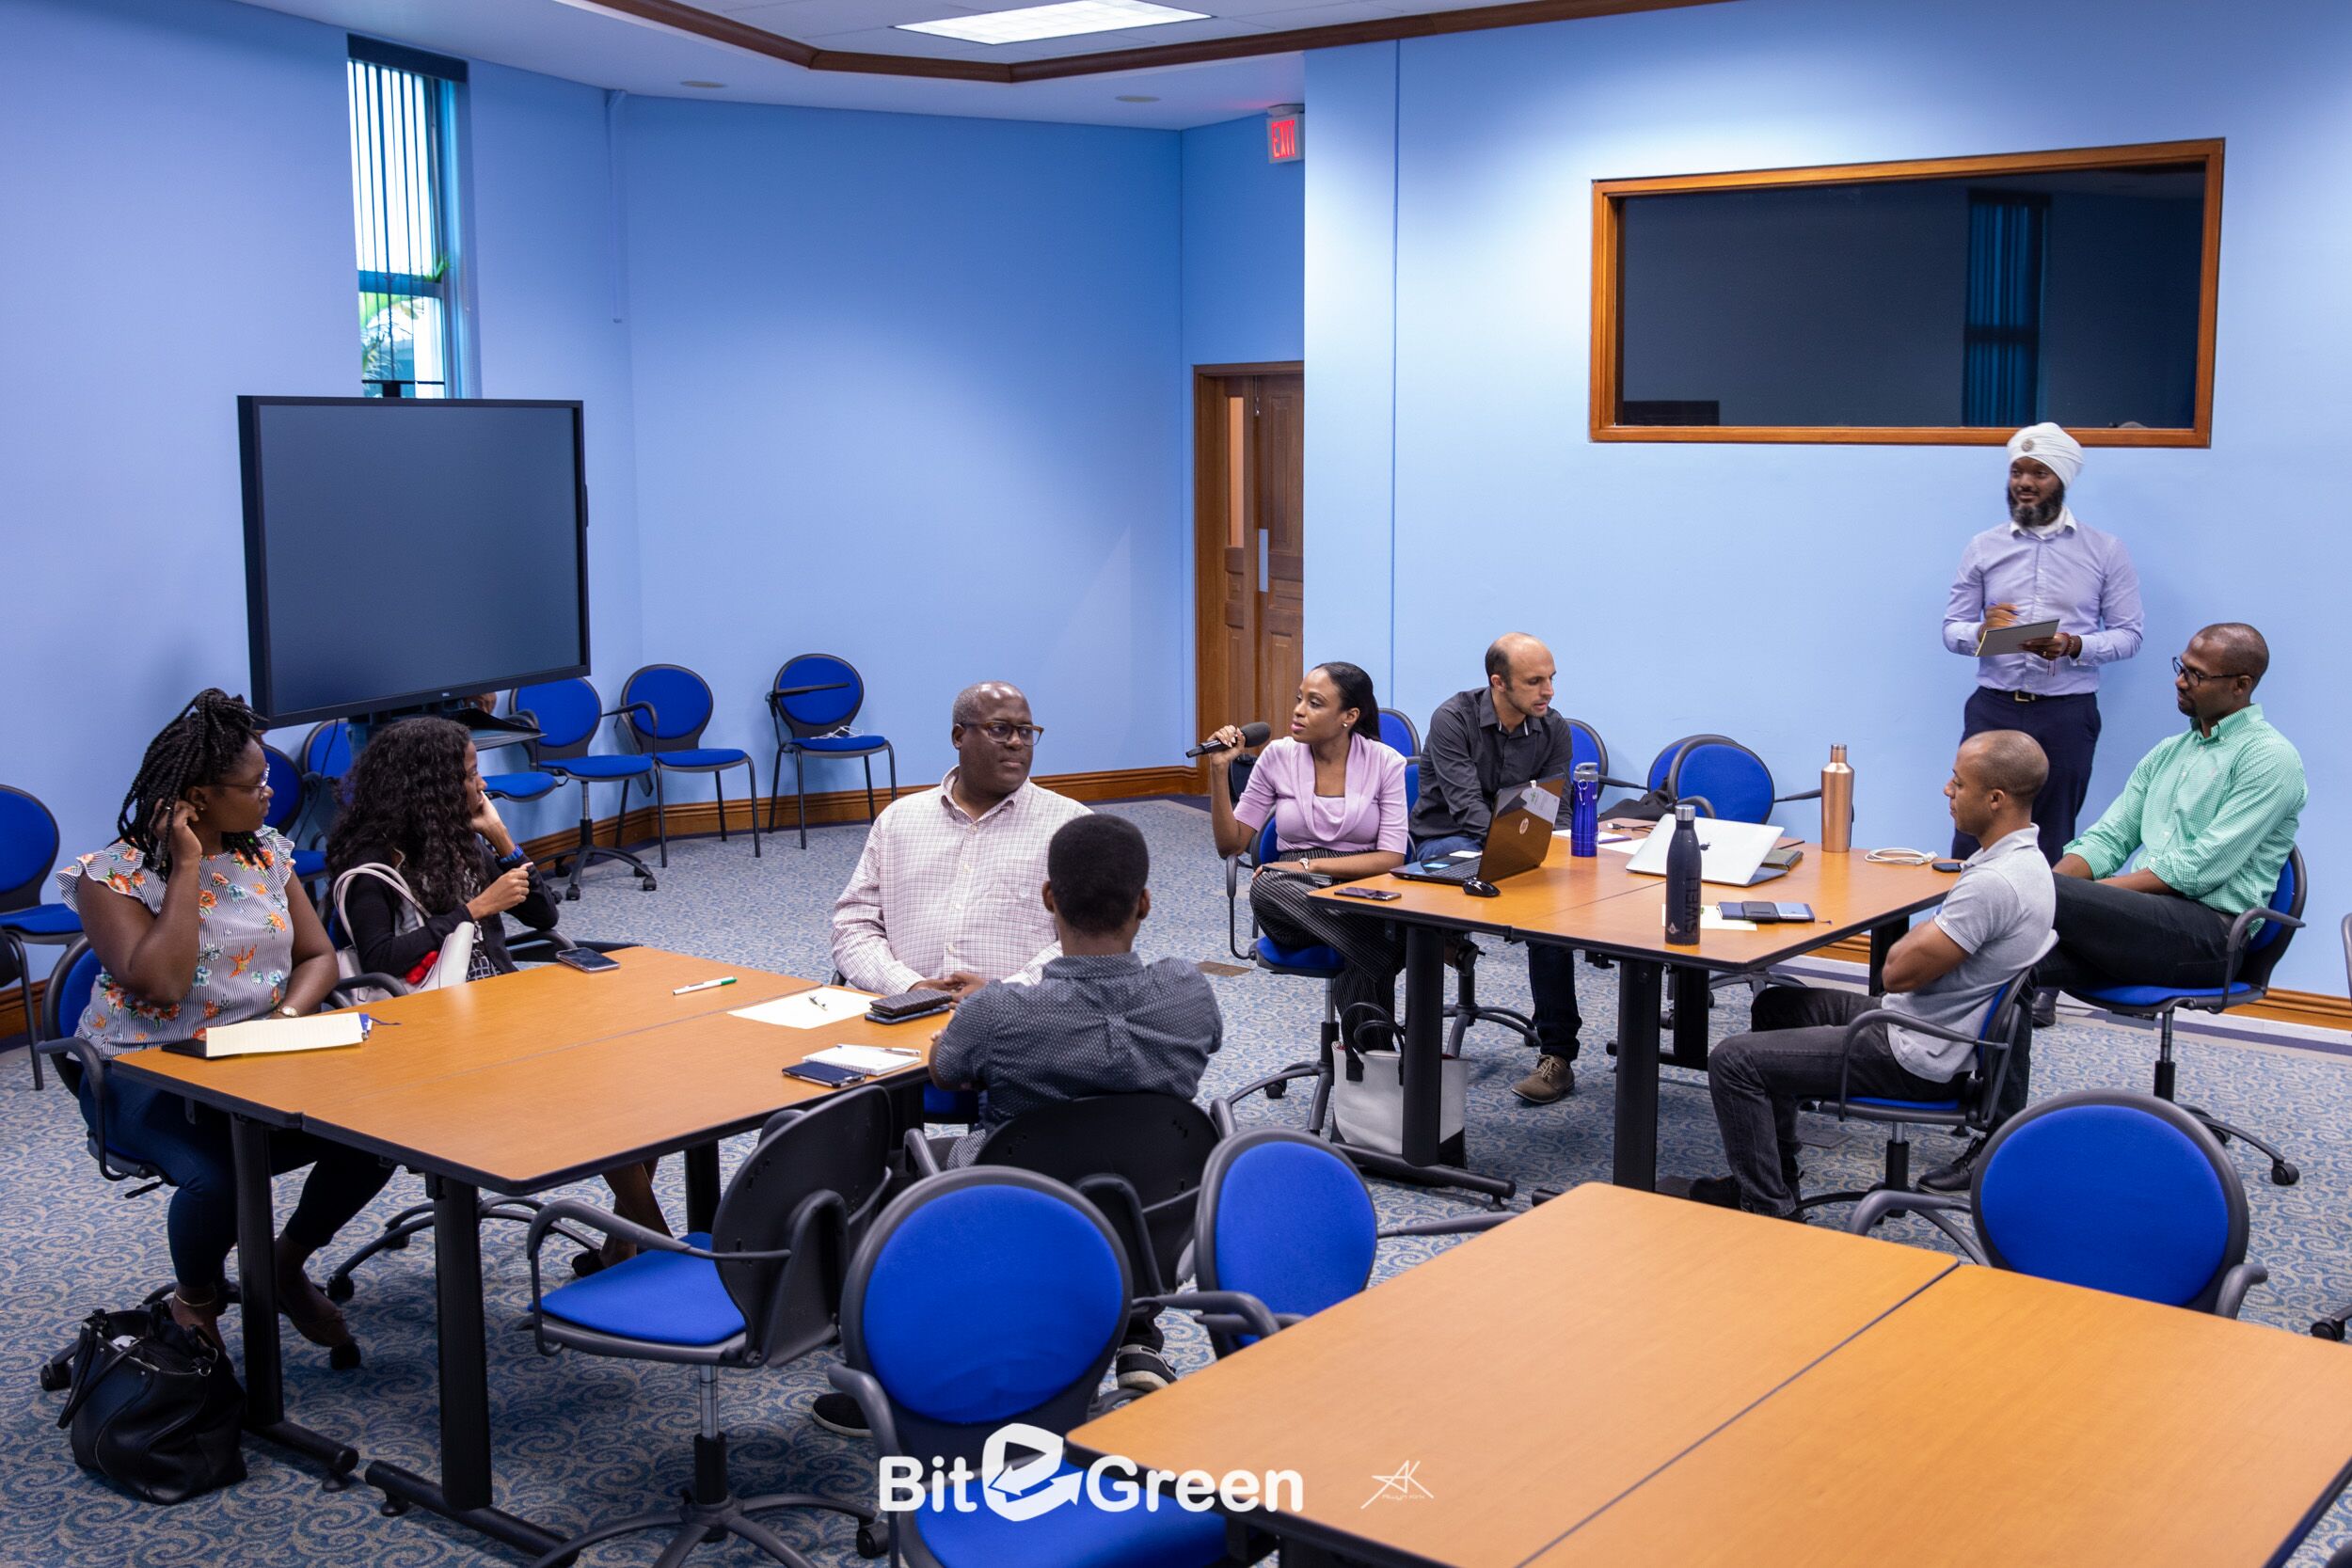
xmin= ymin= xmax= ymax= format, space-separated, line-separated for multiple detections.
xmin=1183 ymin=114 xmax=1305 ymax=368
xmin=1304 ymin=0 xmax=2352 ymax=990
xmin=616 ymin=98 xmax=1186 ymax=799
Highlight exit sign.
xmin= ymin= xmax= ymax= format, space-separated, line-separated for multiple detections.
xmin=1267 ymin=110 xmax=1303 ymax=164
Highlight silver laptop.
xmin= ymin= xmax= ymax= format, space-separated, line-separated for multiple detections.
xmin=1623 ymin=816 xmax=1788 ymax=887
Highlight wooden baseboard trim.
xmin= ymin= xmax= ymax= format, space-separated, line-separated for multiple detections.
xmin=1810 ymin=934 xmax=2348 ymax=1031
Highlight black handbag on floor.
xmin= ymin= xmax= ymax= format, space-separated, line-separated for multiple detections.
xmin=56 ymin=1300 xmax=246 ymax=1503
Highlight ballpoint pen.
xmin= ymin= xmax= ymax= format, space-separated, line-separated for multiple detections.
xmin=673 ymin=976 xmax=739 ymax=995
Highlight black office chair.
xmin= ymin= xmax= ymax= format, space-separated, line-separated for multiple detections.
xmin=906 ymin=1093 xmax=1220 ymax=1301
xmin=523 ymin=1086 xmax=898 ymax=1565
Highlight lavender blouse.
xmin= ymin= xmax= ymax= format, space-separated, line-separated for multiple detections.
xmin=1232 ymin=735 xmax=1410 ymax=857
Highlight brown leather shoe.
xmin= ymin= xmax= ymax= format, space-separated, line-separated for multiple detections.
xmin=1511 ymin=1055 xmax=1576 ymax=1105
xmin=277 ymin=1240 xmax=360 ymax=1368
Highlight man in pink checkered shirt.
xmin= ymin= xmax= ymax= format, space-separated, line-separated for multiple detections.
xmin=831 ymin=682 xmax=1089 ymax=997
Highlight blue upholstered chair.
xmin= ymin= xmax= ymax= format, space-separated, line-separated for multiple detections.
xmin=1187 ymin=1125 xmax=1504 ymax=1358
xmin=827 ymin=1167 xmax=1263 ymax=1568
xmin=2068 ymin=847 xmax=2306 ymax=1188
xmin=620 ymin=664 xmax=762 ymax=866
xmin=1793 ymin=941 xmax=2052 ymax=1239
xmin=523 ymin=1087 xmax=898 ymax=1566
xmin=1854 ymin=1090 xmax=2266 ymax=1318
xmin=259 ymin=744 xmax=330 ymax=891
xmin=1376 ymin=706 xmax=1420 ymax=760
xmin=511 ymin=678 xmax=660 ymax=898
xmin=0 ymin=784 xmax=83 ymax=1087
xmin=768 ymin=655 xmax=897 ymax=849
xmin=1612 ymin=733 xmax=1820 ymax=825
xmin=297 ymin=719 xmax=354 ymax=802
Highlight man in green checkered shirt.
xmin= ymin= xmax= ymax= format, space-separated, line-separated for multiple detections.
xmin=1927 ymin=623 xmax=2303 ymax=1186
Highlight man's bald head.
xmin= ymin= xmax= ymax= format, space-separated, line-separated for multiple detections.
xmin=1483 ymin=634 xmax=1556 ymax=726
xmin=2193 ymin=623 xmax=2270 ymax=688
xmin=1962 ymin=729 xmax=2049 ymax=803
xmin=950 ymin=681 xmax=1026 ymax=725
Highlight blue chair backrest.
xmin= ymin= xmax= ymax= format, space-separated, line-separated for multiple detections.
xmin=1378 ymin=708 xmax=1420 ymax=758
xmin=261 ymin=745 xmax=303 ymax=833
xmin=513 ymin=678 xmax=606 ymax=756
xmin=1562 ymin=718 xmax=1608 ymax=779
xmin=1253 ymin=816 xmax=1279 ymax=866
xmin=841 ymin=1168 xmax=1130 ymax=1469
xmin=2247 ymin=846 xmax=2305 ymax=958
xmin=43 ymin=938 xmax=102 ymax=1040
xmin=621 ymin=665 xmax=715 ymax=750
xmin=1195 ymin=1130 xmax=1378 ymax=1351
xmin=0 ymin=785 xmax=61 ymax=911
xmin=1671 ymin=736 xmax=1774 ymax=824
xmin=773 ymin=654 xmax=866 ymax=736
xmin=301 ymin=721 xmax=352 ymax=781
xmin=1974 ymin=1091 xmax=2245 ymax=1311
xmin=1405 ymin=758 xmax=1421 ymax=819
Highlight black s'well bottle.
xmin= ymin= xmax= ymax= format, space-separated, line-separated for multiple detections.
xmin=1664 ymin=803 xmax=1703 ymax=945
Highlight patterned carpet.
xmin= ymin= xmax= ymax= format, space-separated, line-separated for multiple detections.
xmin=7 ymin=799 xmax=2352 ymax=1566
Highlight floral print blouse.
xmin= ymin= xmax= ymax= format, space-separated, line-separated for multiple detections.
xmin=55 ymin=828 xmax=298 ymax=1054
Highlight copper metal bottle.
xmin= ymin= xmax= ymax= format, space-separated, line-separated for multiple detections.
xmin=1821 ymin=744 xmax=1854 ymax=853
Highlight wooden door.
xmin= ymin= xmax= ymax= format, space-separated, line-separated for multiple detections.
xmin=1194 ymin=365 xmax=1304 ymax=745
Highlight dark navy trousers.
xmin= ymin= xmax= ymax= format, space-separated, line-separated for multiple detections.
xmin=1951 ymin=686 xmax=2101 ymax=863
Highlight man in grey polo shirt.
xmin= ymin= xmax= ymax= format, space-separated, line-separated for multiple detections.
xmin=1666 ymin=731 xmax=2055 ymax=1220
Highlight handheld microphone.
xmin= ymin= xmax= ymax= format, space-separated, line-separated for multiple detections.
xmin=1185 ymin=721 xmax=1270 ymax=759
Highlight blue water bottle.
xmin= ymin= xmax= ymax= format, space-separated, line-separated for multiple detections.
xmin=1569 ymin=762 xmax=1600 ymax=857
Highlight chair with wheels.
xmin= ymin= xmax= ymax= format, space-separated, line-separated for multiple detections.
xmin=1853 ymin=1089 xmax=2267 ymax=1319
xmin=1187 ymin=1123 xmax=1508 ymax=1357
xmin=1376 ymin=707 xmax=1421 ymax=759
xmin=620 ymin=664 xmax=763 ymax=866
xmin=511 ymin=678 xmax=660 ymax=899
xmin=2067 ymin=846 xmax=2306 ymax=1188
xmin=826 ymin=1166 xmax=1270 ymax=1568
xmin=1791 ymin=942 xmax=2050 ymax=1239
xmin=768 ymin=655 xmax=897 ymax=849
xmin=0 ymin=784 xmax=84 ymax=1088
xmin=524 ymin=1085 xmax=898 ymax=1566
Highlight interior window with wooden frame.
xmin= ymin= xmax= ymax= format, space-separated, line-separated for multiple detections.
xmin=1589 ymin=140 xmax=2222 ymax=447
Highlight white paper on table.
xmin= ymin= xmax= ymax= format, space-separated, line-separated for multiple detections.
xmin=807 ymin=1044 xmax=926 ymax=1074
xmin=730 ymin=987 xmax=875 ymax=1029
xmin=194 ymin=1012 xmax=369 ymax=1058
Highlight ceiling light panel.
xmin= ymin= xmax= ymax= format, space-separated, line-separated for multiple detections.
xmin=898 ymin=0 xmax=1207 ymax=45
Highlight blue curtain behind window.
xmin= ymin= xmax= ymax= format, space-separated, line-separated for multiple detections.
xmin=1963 ymin=191 xmax=2048 ymax=426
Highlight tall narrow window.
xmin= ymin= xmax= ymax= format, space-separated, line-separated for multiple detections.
xmin=347 ymin=38 xmax=468 ymax=398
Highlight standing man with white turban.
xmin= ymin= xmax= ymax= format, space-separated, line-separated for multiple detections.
xmin=1936 ymin=421 xmax=2141 ymax=1046
xmin=1942 ymin=422 xmax=2142 ymax=863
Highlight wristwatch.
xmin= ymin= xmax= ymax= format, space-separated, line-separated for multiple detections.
xmin=494 ymin=847 xmax=530 ymax=871
xmin=274 ymin=1005 xmax=301 ymax=1020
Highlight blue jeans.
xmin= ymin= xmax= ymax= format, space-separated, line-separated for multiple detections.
xmin=79 ymin=1071 xmax=394 ymax=1297
xmin=1414 ymin=834 xmax=1581 ymax=1060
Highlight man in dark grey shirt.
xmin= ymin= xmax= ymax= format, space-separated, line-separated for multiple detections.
xmin=1412 ymin=633 xmax=1584 ymax=1105
xmin=927 ymin=813 xmax=1221 ymax=1393
xmin=1667 ymin=731 xmax=2056 ymax=1220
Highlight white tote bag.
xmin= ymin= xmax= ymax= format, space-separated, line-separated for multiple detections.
xmin=331 ymin=863 xmax=478 ymax=1000
xmin=1328 ymin=1046 xmax=1467 ymax=1158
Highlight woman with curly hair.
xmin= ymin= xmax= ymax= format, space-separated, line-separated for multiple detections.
xmin=58 ymin=689 xmax=394 ymax=1363
xmin=326 ymin=717 xmax=670 ymax=1272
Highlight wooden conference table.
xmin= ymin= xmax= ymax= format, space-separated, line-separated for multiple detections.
xmin=1072 ymin=1183 xmax=2352 ymax=1568
xmin=112 ymin=947 xmax=931 ymax=1559
xmin=1310 ymin=832 xmax=1954 ymax=1194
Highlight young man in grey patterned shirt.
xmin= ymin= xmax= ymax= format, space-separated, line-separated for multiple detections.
xmin=930 ymin=813 xmax=1223 ymax=1390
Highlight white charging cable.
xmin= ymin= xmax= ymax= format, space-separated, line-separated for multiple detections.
xmin=1865 ymin=847 xmax=1939 ymax=865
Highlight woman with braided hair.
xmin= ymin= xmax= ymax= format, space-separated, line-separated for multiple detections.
xmin=328 ymin=718 xmax=672 ymax=1273
xmin=56 ymin=689 xmax=393 ymax=1364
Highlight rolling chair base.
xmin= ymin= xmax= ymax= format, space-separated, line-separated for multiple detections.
xmin=326 ymin=1196 xmax=596 ymax=1304
xmin=2152 ymin=1044 xmax=2298 ymax=1186
xmin=545 ymin=811 xmax=658 ymax=900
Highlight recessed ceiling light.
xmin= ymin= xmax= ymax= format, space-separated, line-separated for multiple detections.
xmin=680 ymin=80 xmax=726 ymax=88
xmin=899 ymin=0 xmax=1206 ymax=45
xmin=1116 ymin=94 xmax=1160 ymax=103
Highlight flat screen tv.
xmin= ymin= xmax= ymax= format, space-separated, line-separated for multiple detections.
xmin=238 ymin=396 xmax=590 ymax=726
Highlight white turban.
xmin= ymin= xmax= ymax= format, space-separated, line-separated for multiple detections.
xmin=2006 ymin=423 xmax=2082 ymax=489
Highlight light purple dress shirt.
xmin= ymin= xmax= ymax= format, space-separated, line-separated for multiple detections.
xmin=1232 ymin=735 xmax=1410 ymax=857
xmin=1941 ymin=508 xmax=2143 ymax=696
